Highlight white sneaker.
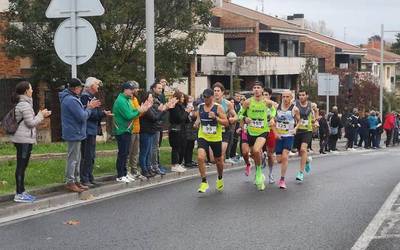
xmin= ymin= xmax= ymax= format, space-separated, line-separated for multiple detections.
xmin=116 ymin=176 xmax=130 ymax=183
xmin=126 ymin=173 xmax=136 ymax=182
xmin=171 ymin=164 xmax=186 ymax=173
xmin=226 ymin=158 xmax=235 ymax=164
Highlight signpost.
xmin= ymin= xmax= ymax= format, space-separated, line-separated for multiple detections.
xmin=46 ymin=0 xmax=105 ymax=78
xmin=318 ymin=73 xmax=339 ymax=115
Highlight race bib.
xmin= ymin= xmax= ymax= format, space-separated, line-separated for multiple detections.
xmin=300 ymin=119 xmax=309 ymax=126
xmin=202 ymin=124 xmax=217 ymax=134
xmin=277 ymin=122 xmax=289 ymax=130
xmin=250 ymin=120 xmax=264 ymax=128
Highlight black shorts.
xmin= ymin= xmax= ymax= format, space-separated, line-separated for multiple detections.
xmin=222 ymin=131 xmax=232 ymax=143
xmin=247 ymin=132 xmax=268 ymax=147
xmin=197 ymin=138 xmax=222 ymax=158
xmin=294 ymin=131 xmax=312 ymax=150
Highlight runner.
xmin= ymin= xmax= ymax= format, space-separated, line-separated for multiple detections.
xmin=237 ymin=110 xmax=251 ymax=176
xmin=294 ymin=89 xmax=318 ymax=182
xmin=261 ymin=88 xmax=277 ymax=184
xmin=212 ymin=82 xmax=238 ymax=164
xmin=239 ymin=81 xmax=276 ymax=191
xmin=194 ymin=89 xmax=229 ymax=193
xmin=271 ymin=90 xmax=300 ymax=189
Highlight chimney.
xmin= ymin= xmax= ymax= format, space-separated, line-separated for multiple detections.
xmin=288 ymin=14 xmax=305 ymax=29
xmin=213 ymin=0 xmax=230 ymax=7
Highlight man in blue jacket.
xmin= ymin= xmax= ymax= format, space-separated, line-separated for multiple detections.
xmin=59 ymin=78 xmax=100 ymax=193
xmin=80 ymin=77 xmax=112 ymax=187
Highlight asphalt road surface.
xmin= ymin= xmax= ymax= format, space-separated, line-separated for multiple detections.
xmin=1 ymin=148 xmax=400 ymax=250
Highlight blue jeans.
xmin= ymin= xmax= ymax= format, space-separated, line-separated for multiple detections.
xmin=139 ymin=132 xmax=155 ymax=174
xmin=116 ymin=133 xmax=132 ymax=178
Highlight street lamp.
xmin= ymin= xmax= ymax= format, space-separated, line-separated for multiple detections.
xmin=380 ymin=24 xmax=400 ymax=118
xmin=226 ymin=52 xmax=237 ymax=96
xmin=146 ymin=0 xmax=155 ymax=91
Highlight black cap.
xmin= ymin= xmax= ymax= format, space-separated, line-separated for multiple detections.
xmin=68 ymin=78 xmax=84 ymax=88
xmin=121 ymin=82 xmax=136 ymax=91
xmin=203 ymin=88 xmax=214 ymax=98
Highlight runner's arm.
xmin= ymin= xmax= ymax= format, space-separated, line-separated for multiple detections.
xmin=216 ymin=105 xmax=229 ymax=127
xmin=293 ymin=106 xmax=301 ymax=131
xmin=193 ymin=111 xmax=200 ymax=129
xmin=228 ymin=102 xmax=238 ymax=123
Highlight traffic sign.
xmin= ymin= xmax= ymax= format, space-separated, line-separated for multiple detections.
xmin=46 ymin=0 xmax=105 ymax=18
xmin=54 ymin=17 xmax=98 ymax=66
xmin=318 ymin=73 xmax=339 ymax=96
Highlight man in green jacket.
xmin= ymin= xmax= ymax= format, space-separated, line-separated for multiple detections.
xmin=112 ymin=82 xmax=151 ymax=183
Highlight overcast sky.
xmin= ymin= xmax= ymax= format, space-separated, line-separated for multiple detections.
xmin=232 ymin=0 xmax=399 ymax=45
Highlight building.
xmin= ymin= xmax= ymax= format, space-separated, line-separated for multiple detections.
xmin=198 ymin=0 xmax=309 ymax=91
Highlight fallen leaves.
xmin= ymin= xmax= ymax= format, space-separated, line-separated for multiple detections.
xmin=0 ymin=180 xmax=8 ymax=188
xmin=80 ymin=193 xmax=95 ymax=201
xmin=64 ymin=220 xmax=80 ymax=226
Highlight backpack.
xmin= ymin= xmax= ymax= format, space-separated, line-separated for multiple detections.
xmin=1 ymin=106 xmax=23 ymax=135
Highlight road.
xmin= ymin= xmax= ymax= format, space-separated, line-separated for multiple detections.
xmin=1 ymin=148 xmax=400 ymax=250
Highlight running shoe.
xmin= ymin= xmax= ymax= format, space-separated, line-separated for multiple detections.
xmin=262 ymin=152 xmax=267 ymax=169
xmin=216 ymin=179 xmax=224 ymax=192
xmin=279 ymin=179 xmax=287 ymax=189
xmin=296 ymin=171 xmax=304 ymax=182
xmin=245 ymin=163 xmax=251 ymax=176
xmin=14 ymin=193 xmax=35 ymax=203
xmin=255 ymin=170 xmax=266 ymax=191
xmin=268 ymin=173 xmax=275 ymax=184
xmin=197 ymin=182 xmax=209 ymax=193
xmin=305 ymin=156 xmax=312 ymax=174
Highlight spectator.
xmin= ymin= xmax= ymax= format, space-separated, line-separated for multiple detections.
xmin=127 ymin=81 xmax=146 ymax=181
xmin=169 ymin=91 xmax=189 ymax=172
xmin=112 ymin=82 xmax=151 ymax=183
xmin=368 ymin=110 xmax=379 ymax=149
xmin=318 ymin=110 xmax=329 ymax=154
xmin=11 ymin=81 xmax=51 ymax=202
xmin=327 ymin=107 xmax=342 ymax=152
xmin=345 ymin=108 xmax=359 ymax=150
xmin=394 ymin=113 xmax=400 ymax=145
xmin=357 ymin=111 xmax=370 ymax=148
xmin=184 ymin=95 xmax=198 ymax=168
xmin=383 ymin=111 xmax=396 ymax=147
xmin=376 ymin=112 xmax=383 ymax=148
xmin=80 ymin=77 xmax=112 ymax=187
xmin=228 ymin=92 xmax=242 ymax=161
xmin=59 ymin=78 xmax=100 ymax=192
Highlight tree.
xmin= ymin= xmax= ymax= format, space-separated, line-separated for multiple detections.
xmin=297 ymin=57 xmax=318 ymax=98
xmin=4 ymin=0 xmax=213 ymax=86
xmin=391 ymin=33 xmax=400 ymax=55
xmin=304 ymin=20 xmax=334 ymax=37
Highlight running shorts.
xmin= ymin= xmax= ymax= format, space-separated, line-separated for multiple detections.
xmin=198 ymin=138 xmax=222 ymax=158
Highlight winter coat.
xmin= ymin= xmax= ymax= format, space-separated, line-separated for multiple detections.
xmin=59 ymin=89 xmax=92 ymax=141
xmin=11 ymin=95 xmax=44 ymax=144
xmin=383 ymin=113 xmax=395 ymax=131
xmin=80 ymin=90 xmax=105 ymax=136
xmin=169 ymin=103 xmax=188 ymax=131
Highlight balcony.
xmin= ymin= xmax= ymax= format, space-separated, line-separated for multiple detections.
xmin=200 ymin=56 xmax=308 ymax=76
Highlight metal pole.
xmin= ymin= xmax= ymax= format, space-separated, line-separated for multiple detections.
xmin=146 ymin=0 xmax=155 ymax=91
xmin=230 ymin=62 xmax=233 ymax=96
xmin=71 ymin=0 xmax=77 ymax=78
xmin=327 ymin=76 xmax=330 ymax=115
xmin=380 ymin=24 xmax=384 ymax=118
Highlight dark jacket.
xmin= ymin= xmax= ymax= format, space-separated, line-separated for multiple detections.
xmin=140 ymin=97 xmax=166 ymax=134
xmin=169 ymin=103 xmax=188 ymax=131
xmin=318 ymin=117 xmax=330 ymax=138
xmin=358 ymin=117 xmax=370 ymax=134
xmin=80 ymin=90 xmax=105 ymax=136
xmin=59 ymin=89 xmax=92 ymax=141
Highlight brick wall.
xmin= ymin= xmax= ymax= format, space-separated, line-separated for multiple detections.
xmin=213 ymin=8 xmax=259 ymax=54
xmin=301 ymin=36 xmax=336 ymax=72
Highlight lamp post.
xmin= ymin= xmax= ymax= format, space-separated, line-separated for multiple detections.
xmin=380 ymin=24 xmax=400 ymax=118
xmin=146 ymin=0 xmax=155 ymax=91
xmin=226 ymin=52 xmax=237 ymax=96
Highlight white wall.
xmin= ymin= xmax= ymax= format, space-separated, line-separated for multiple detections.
xmin=194 ymin=76 xmax=209 ymax=98
xmin=196 ymin=32 xmax=224 ymax=56
xmin=0 ymin=0 xmax=8 ymax=12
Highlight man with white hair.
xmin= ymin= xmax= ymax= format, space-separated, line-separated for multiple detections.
xmin=80 ymin=77 xmax=112 ymax=187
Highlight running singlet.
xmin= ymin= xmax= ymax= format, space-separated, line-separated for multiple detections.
xmin=247 ymin=97 xmax=272 ymax=136
xmin=296 ymin=100 xmax=313 ymax=132
xmin=276 ymin=104 xmax=296 ymax=137
xmin=197 ymin=103 xmax=222 ymax=142
xmin=220 ymin=99 xmax=229 ymax=132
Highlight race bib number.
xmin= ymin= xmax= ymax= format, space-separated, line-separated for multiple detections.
xmin=250 ymin=120 xmax=264 ymax=128
xmin=277 ymin=122 xmax=289 ymax=130
xmin=300 ymin=119 xmax=309 ymax=127
xmin=202 ymin=125 xmax=217 ymax=134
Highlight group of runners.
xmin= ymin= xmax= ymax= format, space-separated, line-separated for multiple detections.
xmin=194 ymin=81 xmax=318 ymax=193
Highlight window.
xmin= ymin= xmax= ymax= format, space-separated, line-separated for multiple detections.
xmin=318 ymin=58 xmax=326 ymax=73
xmin=387 ymin=67 xmax=391 ymax=79
xmin=300 ymin=42 xmax=305 ymax=55
xmin=225 ymin=38 xmax=246 ymax=56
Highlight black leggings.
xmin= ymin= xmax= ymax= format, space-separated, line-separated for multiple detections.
xmin=169 ymin=131 xmax=185 ymax=165
xmin=14 ymin=143 xmax=33 ymax=194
